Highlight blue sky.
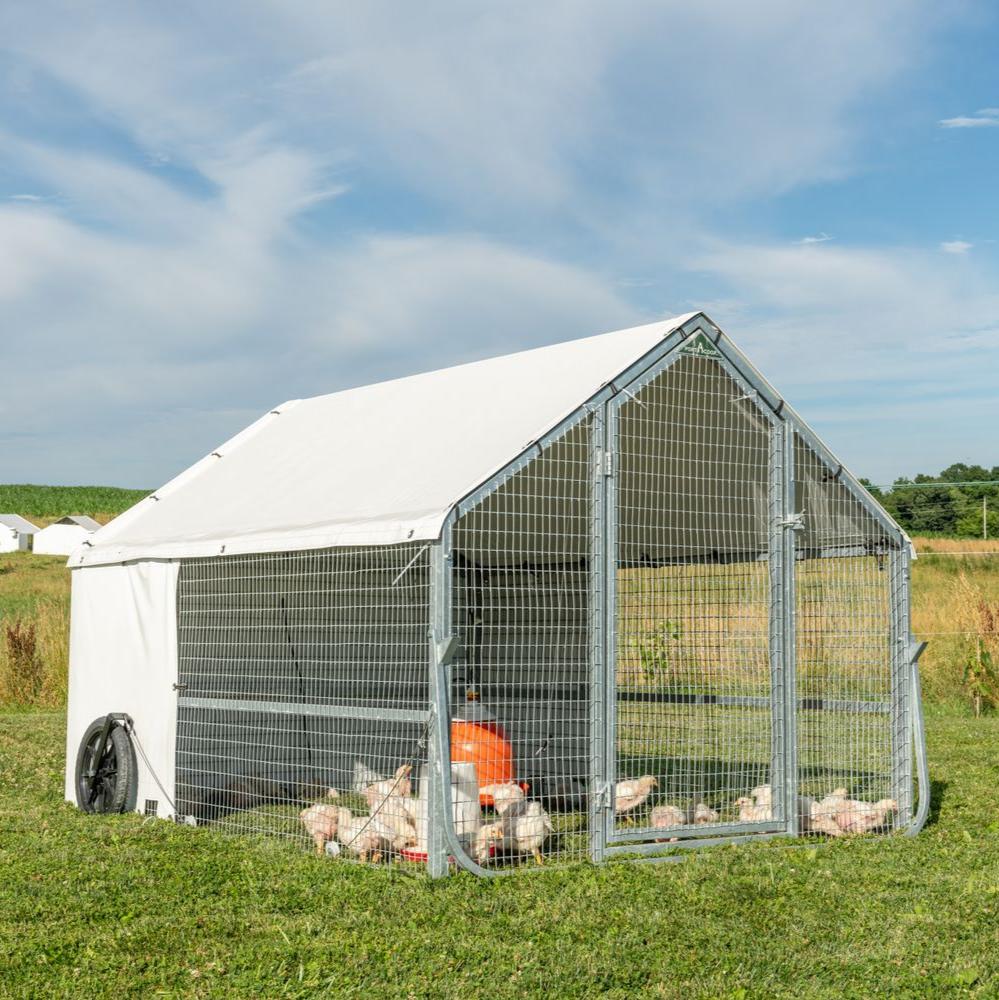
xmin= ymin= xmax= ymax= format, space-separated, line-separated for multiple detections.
xmin=1 ymin=2 xmax=997 ymax=488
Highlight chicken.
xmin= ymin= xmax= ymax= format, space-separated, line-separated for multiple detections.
xmin=299 ymin=790 xmax=341 ymax=855
xmin=736 ymin=787 xmax=815 ymax=830
xmin=735 ymin=796 xmax=773 ymax=822
xmin=690 ymin=800 xmax=720 ymax=825
xmin=809 ymin=788 xmax=849 ymax=837
xmin=367 ymin=794 xmax=418 ymax=849
xmin=649 ymin=803 xmax=686 ymax=843
xmin=352 ymin=760 xmax=384 ymax=794
xmin=334 ymin=806 xmax=396 ymax=863
xmin=363 ymin=763 xmax=413 ymax=806
xmin=650 ymin=803 xmax=687 ymax=829
xmin=614 ymin=776 xmax=658 ymax=817
xmin=834 ymin=796 xmax=898 ymax=835
xmin=472 ymin=821 xmax=505 ymax=864
xmin=481 ymin=782 xmax=525 ymax=815
xmin=494 ymin=799 xmax=554 ymax=865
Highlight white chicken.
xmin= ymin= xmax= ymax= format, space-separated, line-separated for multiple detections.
xmin=481 ymin=782 xmax=526 ymax=815
xmin=809 ymin=788 xmax=849 ymax=837
xmin=363 ymin=763 xmax=413 ymax=805
xmin=650 ymin=803 xmax=687 ymax=829
xmin=650 ymin=803 xmax=686 ymax=843
xmin=690 ymin=800 xmax=720 ymax=825
xmin=735 ymin=796 xmax=773 ymax=822
xmin=299 ymin=789 xmax=341 ymax=855
xmin=494 ymin=799 xmax=554 ymax=865
xmin=834 ymin=796 xmax=898 ymax=835
xmin=367 ymin=794 xmax=418 ymax=849
xmin=334 ymin=806 xmax=396 ymax=863
xmin=736 ymin=786 xmax=814 ymax=830
xmin=614 ymin=776 xmax=658 ymax=817
xmin=472 ymin=821 xmax=505 ymax=864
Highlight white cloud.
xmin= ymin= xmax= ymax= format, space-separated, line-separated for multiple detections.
xmin=0 ymin=0 xmax=970 ymax=487
xmin=687 ymin=236 xmax=999 ymax=477
xmin=940 ymin=240 xmax=972 ymax=254
xmin=939 ymin=108 xmax=999 ymax=128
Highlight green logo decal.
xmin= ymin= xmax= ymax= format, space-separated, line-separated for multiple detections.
xmin=679 ymin=332 xmax=722 ymax=359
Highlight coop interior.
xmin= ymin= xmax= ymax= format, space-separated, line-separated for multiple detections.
xmin=174 ymin=352 xmax=912 ymax=869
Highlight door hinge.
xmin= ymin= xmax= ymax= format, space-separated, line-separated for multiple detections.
xmin=780 ymin=512 xmax=805 ymax=531
xmin=595 ymin=781 xmax=612 ymax=809
xmin=598 ymin=450 xmax=614 ymax=477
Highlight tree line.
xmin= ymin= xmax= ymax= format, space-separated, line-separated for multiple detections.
xmin=860 ymin=464 xmax=999 ymax=538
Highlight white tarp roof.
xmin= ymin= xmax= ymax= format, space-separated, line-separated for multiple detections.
xmin=76 ymin=314 xmax=698 ymax=567
xmin=53 ymin=515 xmax=102 ymax=530
xmin=0 ymin=514 xmax=39 ymax=533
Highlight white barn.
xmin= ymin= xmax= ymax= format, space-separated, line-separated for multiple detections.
xmin=0 ymin=514 xmax=39 ymax=553
xmin=34 ymin=515 xmax=102 ymax=556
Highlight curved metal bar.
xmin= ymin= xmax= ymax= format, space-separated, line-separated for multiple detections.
xmin=903 ymin=641 xmax=930 ymax=837
xmin=430 ymin=659 xmax=514 ymax=878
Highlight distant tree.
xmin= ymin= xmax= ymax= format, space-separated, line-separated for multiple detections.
xmin=875 ymin=462 xmax=999 ymax=537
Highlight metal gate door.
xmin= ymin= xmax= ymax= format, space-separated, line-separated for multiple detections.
xmin=601 ymin=339 xmax=791 ymax=854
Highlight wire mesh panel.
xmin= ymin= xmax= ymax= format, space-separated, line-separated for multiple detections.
xmin=793 ymin=435 xmax=909 ymax=836
xmin=450 ymin=418 xmax=594 ymax=867
xmin=609 ymin=348 xmax=780 ymax=843
xmin=175 ymin=544 xmax=438 ymax=865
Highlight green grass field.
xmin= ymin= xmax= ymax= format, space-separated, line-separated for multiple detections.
xmin=1 ymin=707 xmax=997 ymax=998
xmin=2 ymin=486 xmax=999 ymax=995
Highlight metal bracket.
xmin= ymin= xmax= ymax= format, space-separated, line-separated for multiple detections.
xmin=780 ymin=512 xmax=806 ymax=532
xmin=594 ymin=781 xmax=612 ymax=810
xmin=598 ymin=450 xmax=614 ymax=478
xmin=435 ymin=634 xmax=462 ymax=667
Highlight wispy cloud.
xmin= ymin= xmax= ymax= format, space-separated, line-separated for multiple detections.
xmin=8 ymin=193 xmax=45 ymax=201
xmin=0 ymin=1 xmax=978 ymax=486
xmin=939 ymin=108 xmax=999 ymax=128
xmin=940 ymin=240 xmax=972 ymax=254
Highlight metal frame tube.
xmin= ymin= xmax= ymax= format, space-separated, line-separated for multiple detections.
xmin=781 ymin=423 xmax=800 ymax=836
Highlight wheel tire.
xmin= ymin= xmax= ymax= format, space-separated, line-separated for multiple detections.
xmin=75 ymin=716 xmax=138 ymax=814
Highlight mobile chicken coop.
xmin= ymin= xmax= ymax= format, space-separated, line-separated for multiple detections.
xmin=65 ymin=313 xmax=928 ymax=874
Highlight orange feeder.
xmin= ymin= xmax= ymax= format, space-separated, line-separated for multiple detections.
xmin=450 ymin=716 xmax=515 ymax=807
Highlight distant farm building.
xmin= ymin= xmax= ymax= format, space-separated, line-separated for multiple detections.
xmin=0 ymin=514 xmax=39 ymax=553
xmin=33 ymin=515 xmax=101 ymax=556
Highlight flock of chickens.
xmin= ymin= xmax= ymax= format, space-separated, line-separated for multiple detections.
xmin=299 ymin=768 xmax=898 ymax=865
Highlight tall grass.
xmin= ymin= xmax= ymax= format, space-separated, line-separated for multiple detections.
xmin=2 ymin=536 xmax=999 ymax=712
xmin=0 ymin=600 xmax=68 ymax=707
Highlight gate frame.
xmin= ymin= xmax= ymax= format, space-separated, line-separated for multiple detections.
xmin=601 ymin=333 xmax=791 ymax=852
xmin=426 ymin=313 xmax=929 ymax=875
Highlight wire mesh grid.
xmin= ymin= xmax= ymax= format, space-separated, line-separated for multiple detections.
xmin=611 ymin=353 xmax=778 ymax=841
xmin=793 ymin=435 xmax=908 ymax=837
xmin=450 ymin=418 xmax=594 ymax=867
xmin=175 ymin=544 xmax=444 ymax=866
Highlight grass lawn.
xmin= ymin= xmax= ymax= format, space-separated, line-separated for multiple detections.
xmin=1 ymin=708 xmax=997 ymax=998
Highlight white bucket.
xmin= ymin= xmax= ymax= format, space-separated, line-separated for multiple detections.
xmin=409 ymin=764 xmax=481 ymax=854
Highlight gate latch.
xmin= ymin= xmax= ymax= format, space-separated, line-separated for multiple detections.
xmin=780 ymin=512 xmax=805 ymax=532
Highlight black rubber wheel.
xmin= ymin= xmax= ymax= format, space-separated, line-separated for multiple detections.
xmin=75 ymin=716 xmax=138 ymax=814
